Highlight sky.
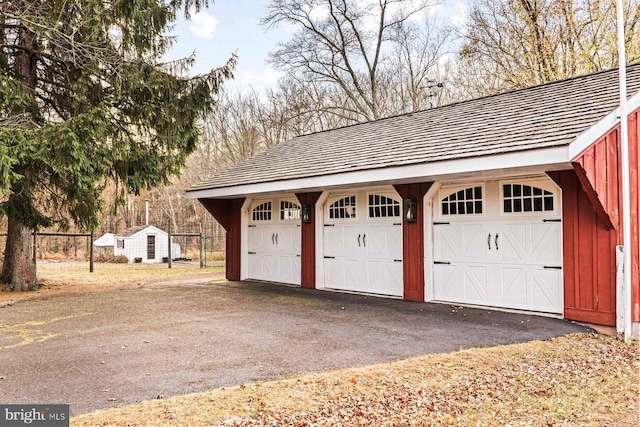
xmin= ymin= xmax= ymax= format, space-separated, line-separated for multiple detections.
xmin=165 ymin=0 xmax=469 ymax=93
xmin=164 ymin=0 xmax=291 ymax=91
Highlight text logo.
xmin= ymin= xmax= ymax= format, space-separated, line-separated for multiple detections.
xmin=0 ymin=405 xmax=69 ymax=426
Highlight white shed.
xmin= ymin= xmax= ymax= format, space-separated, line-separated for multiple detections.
xmin=113 ymin=225 xmax=181 ymax=264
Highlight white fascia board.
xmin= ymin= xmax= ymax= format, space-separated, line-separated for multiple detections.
xmin=186 ymin=146 xmax=571 ymax=200
xmin=569 ymin=90 xmax=640 ymax=159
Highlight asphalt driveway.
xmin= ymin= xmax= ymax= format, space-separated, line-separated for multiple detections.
xmin=0 ymin=280 xmax=588 ymax=415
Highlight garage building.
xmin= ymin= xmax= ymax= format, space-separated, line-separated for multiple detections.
xmin=187 ymin=65 xmax=640 ymax=337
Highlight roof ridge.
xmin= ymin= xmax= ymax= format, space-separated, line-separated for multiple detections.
xmin=289 ymin=63 xmax=640 ymax=140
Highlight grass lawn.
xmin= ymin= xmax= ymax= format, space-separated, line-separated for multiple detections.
xmin=0 ymin=261 xmax=224 ymax=304
xmin=71 ymin=332 xmax=638 ymax=427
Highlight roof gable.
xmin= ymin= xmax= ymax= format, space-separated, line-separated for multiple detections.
xmin=189 ymin=64 xmax=640 ymax=194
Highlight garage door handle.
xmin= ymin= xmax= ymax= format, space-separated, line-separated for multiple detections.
xmin=434 ymin=261 xmax=451 ymax=265
xmin=357 ymin=234 xmax=361 ymax=247
xmin=495 ymin=233 xmax=499 ymax=250
xmin=363 ymin=234 xmax=366 ymax=247
xmin=275 ymin=233 xmax=278 ymax=244
xmin=248 ymin=251 xmax=256 ymax=255
xmin=487 ymin=233 xmax=491 ymax=250
xmin=544 ymin=265 xmax=562 ymax=270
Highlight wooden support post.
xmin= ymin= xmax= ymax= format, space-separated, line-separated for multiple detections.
xmin=202 ymin=206 xmax=207 ymax=269
xmin=203 ymin=222 xmax=207 ymax=269
xmin=199 ymin=232 xmax=204 ymax=268
xmin=89 ymin=231 xmax=94 ymax=273
xmin=168 ymin=222 xmax=172 ymax=269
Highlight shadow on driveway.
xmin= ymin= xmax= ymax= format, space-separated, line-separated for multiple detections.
xmin=0 ymin=280 xmax=589 ymax=415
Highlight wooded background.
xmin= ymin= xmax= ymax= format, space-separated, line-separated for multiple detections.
xmin=4 ymin=0 xmax=638 ymax=261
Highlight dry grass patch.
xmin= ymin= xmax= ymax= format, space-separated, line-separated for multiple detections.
xmin=72 ymin=332 xmax=639 ymax=427
xmin=0 ymin=261 xmax=224 ymax=303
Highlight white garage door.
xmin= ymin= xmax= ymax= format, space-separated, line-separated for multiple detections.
xmin=323 ymin=191 xmax=403 ymax=296
xmin=433 ymin=178 xmax=563 ymax=313
xmin=248 ymin=199 xmax=301 ymax=285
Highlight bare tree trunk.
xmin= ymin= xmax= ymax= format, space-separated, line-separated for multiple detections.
xmin=1 ymin=211 xmax=36 ymax=291
xmin=164 ymin=187 xmax=178 ymax=231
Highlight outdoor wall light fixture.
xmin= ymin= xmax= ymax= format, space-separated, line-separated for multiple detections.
xmin=404 ymin=199 xmax=417 ymax=222
xmin=302 ymin=203 xmax=312 ymax=223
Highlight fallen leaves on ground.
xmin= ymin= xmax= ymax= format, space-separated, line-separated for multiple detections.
xmin=72 ymin=332 xmax=639 ymax=426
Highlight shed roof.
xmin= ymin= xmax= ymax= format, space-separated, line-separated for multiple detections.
xmin=189 ymin=64 xmax=640 ymax=194
xmin=93 ymin=233 xmax=114 ymax=247
xmin=116 ymin=225 xmax=166 ymax=238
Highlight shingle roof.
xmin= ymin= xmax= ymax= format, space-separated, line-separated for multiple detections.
xmin=117 ymin=225 xmax=152 ymax=237
xmin=189 ymin=64 xmax=640 ymax=193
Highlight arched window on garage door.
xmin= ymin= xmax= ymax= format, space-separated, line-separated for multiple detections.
xmin=441 ymin=186 xmax=483 ymax=216
xmin=280 ymin=201 xmax=301 ymax=220
xmin=252 ymin=201 xmax=272 ymax=221
xmin=502 ymin=183 xmax=554 ymax=213
xmin=368 ymin=194 xmax=401 ymax=218
xmin=329 ymin=196 xmax=357 ymax=219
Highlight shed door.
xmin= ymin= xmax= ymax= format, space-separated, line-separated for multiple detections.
xmin=247 ymin=200 xmax=301 ymax=285
xmin=433 ymin=179 xmax=563 ymax=314
xmin=147 ymin=235 xmax=156 ymax=260
xmin=324 ymin=192 xmax=403 ymax=296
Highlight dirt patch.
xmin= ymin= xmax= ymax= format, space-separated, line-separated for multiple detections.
xmin=0 ymin=261 xmax=225 ymax=304
xmin=70 ymin=332 xmax=639 ymax=427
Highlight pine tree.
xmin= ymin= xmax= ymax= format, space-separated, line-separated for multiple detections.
xmin=0 ymin=0 xmax=235 ymax=290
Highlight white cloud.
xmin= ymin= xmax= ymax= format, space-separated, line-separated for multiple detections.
xmin=309 ymin=3 xmax=330 ymax=21
xmin=425 ymin=3 xmax=445 ymax=18
xmin=189 ymin=11 xmax=219 ymax=39
xmin=239 ymin=66 xmax=282 ymax=88
xmin=384 ymin=0 xmax=438 ymax=23
xmin=449 ymin=1 xmax=470 ymax=30
xmin=280 ymin=3 xmax=329 ymax=34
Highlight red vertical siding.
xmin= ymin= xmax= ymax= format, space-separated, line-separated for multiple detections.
xmin=572 ymin=130 xmax=617 ymax=230
xmin=629 ymin=110 xmax=640 ymax=322
xmin=571 ymin=106 xmax=640 ymax=324
xmin=199 ymin=198 xmax=245 ymax=281
xmin=394 ymin=182 xmax=433 ymax=302
xmin=295 ymin=192 xmax=322 ymax=289
xmin=549 ymin=170 xmax=617 ymax=326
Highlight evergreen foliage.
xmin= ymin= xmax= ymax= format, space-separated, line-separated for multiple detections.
xmin=0 ymin=0 xmax=235 ymax=231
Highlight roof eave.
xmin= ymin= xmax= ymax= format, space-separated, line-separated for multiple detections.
xmin=569 ymin=90 xmax=640 ymax=159
xmin=186 ymin=146 xmax=572 ymax=199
